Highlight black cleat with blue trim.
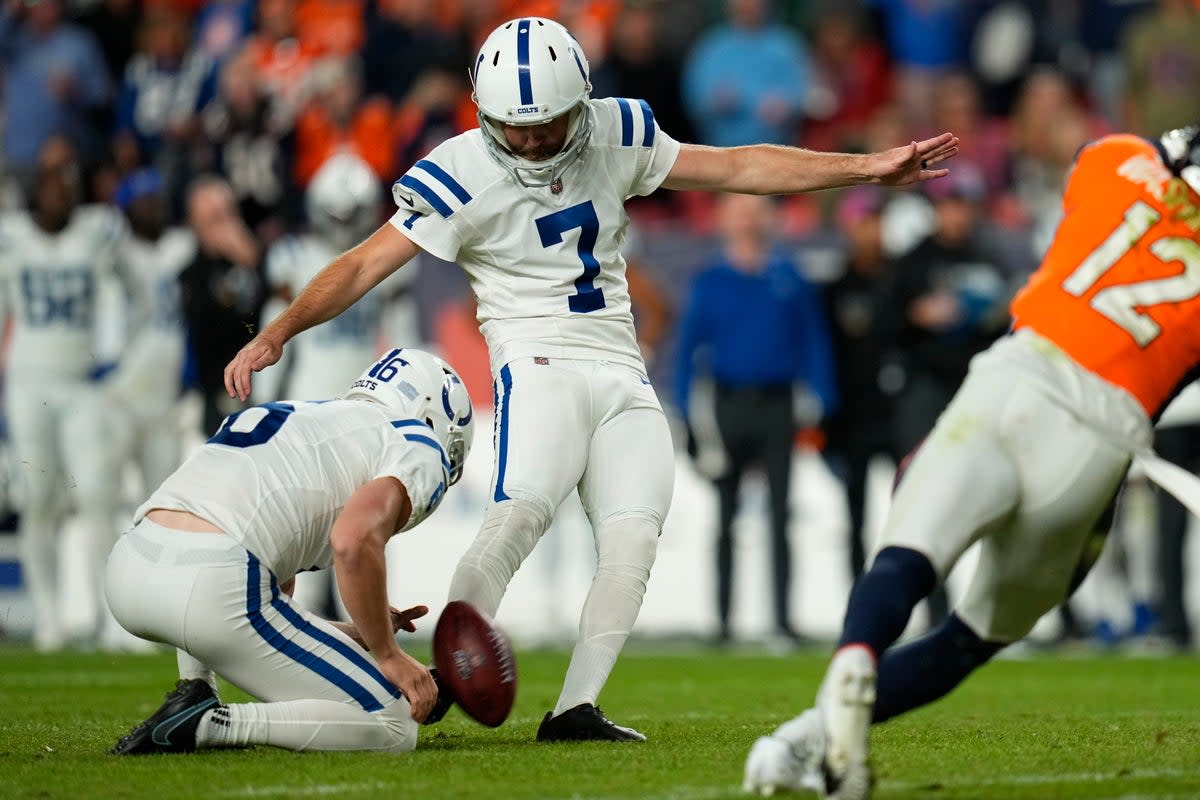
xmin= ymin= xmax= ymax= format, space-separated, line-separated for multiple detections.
xmin=110 ymin=679 xmax=222 ymax=755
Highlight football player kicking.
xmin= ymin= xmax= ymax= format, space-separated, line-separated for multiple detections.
xmin=106 ymin=349 xmax=473 ymax=755
xmin=224 ymin=17 xmax=958 ymax=742
xmin=744 ymin=126 xmax=1200 ymax=798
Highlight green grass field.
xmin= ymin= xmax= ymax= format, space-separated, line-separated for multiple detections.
xmin=2 ymin=644 xmax=1199 ymax=800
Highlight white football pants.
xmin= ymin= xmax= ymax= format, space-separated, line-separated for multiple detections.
xmin=448 ymin=357 xmax=675 ymax=712
xmin=106 ymin=520 xmax=416 ymax=753
xmin=880 ymin=331 xmax=1143 ymax=642
xmin=7 ymin=377 xmax=121 ymax=645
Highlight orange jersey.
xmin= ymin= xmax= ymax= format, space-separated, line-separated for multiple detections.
xmin=1011 ymin=134 xmax=1200 ymax=417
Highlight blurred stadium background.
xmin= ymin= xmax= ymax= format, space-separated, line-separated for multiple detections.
xmin=2 ymin=0 xmax=1200 ymax=653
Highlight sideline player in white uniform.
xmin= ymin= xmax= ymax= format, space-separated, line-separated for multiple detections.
xmin=106 ymin=348 xmax=474 ymax=755
xmin=108 ymin=168 xmax=195 ymax=494
xmin=255 ymin=153 xmax=417 ymax=404
xmin=0 ymin=163 xmax=128 ymax=650
xmin=224 ymin=17 xmax=958 ymax=740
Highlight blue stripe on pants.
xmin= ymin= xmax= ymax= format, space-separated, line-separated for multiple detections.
xmin=493 ymin=365 xmax=514 ymax=502
xmin=245 ymin=553 xmax=390 ymax=711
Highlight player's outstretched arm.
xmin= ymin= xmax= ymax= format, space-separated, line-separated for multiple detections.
xmin=224 ymin=223 xmax=423 ymax=401
xmin=661 ymin=133 xmax=960 ymax=195
xmin=331 ymin=476 xmax=437 ymax=722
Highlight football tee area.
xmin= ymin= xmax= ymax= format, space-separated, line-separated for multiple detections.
xmin=2 ymin=645 xmax=1198 ymax=799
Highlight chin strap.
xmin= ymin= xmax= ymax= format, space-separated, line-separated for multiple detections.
xmin=477 ymin=104 xmax=592 ymax=189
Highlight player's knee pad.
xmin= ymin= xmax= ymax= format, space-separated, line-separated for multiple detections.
xmin=377 ymin=704 xmax=418 ymax=753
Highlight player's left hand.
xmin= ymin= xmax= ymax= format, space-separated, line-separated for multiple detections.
xmin=390 ymin=604 xmax=428 ymax=634
xmin=871 ymin=132 xmax=960 ymax=187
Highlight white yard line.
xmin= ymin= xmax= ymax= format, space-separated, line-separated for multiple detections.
xmin=881 ymin=766 xmax=1196 ymax=789
xmin=217 ymin=766 xmax=1199 ymax=800
xmin=221 ymin=783 xmax=393 ymax=798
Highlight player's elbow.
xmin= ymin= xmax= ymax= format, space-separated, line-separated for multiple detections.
xmin=330 ymin=525 xmax=365 ymax=568
xmin=330 ymin=521 xmax=385 ymax=570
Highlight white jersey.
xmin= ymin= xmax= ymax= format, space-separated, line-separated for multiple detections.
xmin=136 ymin=399 xmax=450 ymax=581
xmin=109 ymin=227 xmax=195 ymax=404
xmin=266 ymin=234 xmax=412 ymax=398
xmin=0 ymin=206 xmax=126 ymax=380
xmin=389 ymin=97 xmax=681 ymax=374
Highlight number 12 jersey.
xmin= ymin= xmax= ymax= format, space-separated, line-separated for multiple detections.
xmin=1012 ymin=134 xmax=1200 ymax=417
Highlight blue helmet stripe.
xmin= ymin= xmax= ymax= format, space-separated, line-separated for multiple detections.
xmin=415 ymin=159 xmax=472 ymax=204
xmin=638 ymin=99 xmax=655 ymax=147
xmin=397 ymin=174 xmax=452 ymax=217
xmin=516 ymin=18 xmax=533 ymax=105
xmin=616 ymin=98 xmax=634 ymax=147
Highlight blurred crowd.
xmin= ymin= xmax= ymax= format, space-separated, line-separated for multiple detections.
xmin=1 ymin=0 xmax=1198 ymax=234
xmin=2 ymin=0 xmax=1199 ymax=650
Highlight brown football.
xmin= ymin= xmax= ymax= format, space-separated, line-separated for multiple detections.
xmin=432 ymin=601 xmax=517 ymax=727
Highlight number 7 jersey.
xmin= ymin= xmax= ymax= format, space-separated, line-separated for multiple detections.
xmin=389 ymin=98 xmax=681 ymax=374
xmin=1011 ymin=134 xmax=1200 ymax=417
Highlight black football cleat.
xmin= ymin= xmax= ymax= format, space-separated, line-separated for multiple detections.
xmin=110 ymin=679 xmax=222 ymax=755
xmin=536 ymin=703 xmax=646 ymax=742
xmin=422 ymin=668 xmax=456 ymax=726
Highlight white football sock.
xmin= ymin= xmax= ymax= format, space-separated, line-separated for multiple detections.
xmin=554 ymin=516 xmax=658 ymax=715
xmin=177 ymin=650 xmax=218 ymax=692
xmin=81 ymin=508 xmax=119 ymax=635
xmin=18 ymin=511 xmax=60 ymax=642
xmin=448 ymin=497 xmax=552 ymax=616
xmin=196 ymin=698 xmax=416 ymax=753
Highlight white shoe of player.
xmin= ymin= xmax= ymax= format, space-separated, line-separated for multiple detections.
xmin=817 ymin=646 xmax=876 ymax=800
xmin=742 ymin=709 xmax=826 ymax=796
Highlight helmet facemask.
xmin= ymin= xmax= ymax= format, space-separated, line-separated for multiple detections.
xmin=475 ymin=103 xmax=593 ymax=189
xmin=1158 ymin=124 xmax=1200 ymax=196
xmin=470 ymin=17 xmax=593 ymax=189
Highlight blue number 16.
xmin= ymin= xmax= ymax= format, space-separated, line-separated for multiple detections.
xmin=536 ymin=200 xmax=606 ymax=313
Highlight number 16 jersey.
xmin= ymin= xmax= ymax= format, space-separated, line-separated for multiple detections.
xmin=389 ymin=98 xmax=681 ymax=375
xmin=1011 ymin=134 xmax=1200 ymax=417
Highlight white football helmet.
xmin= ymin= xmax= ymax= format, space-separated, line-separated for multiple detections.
xmin=471 ymin=17 xmax=593 ymax=188
xmin=1158 ymin=123 xmax=1200 ymax=196
xmin=343 ymin=348 xmax=475 ymax=485
xmin=306 ymin=152 xmax=382 ymax=251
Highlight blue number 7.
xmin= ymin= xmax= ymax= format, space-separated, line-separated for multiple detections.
xmin=535 ymin=200 xmax=606 ymax=313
